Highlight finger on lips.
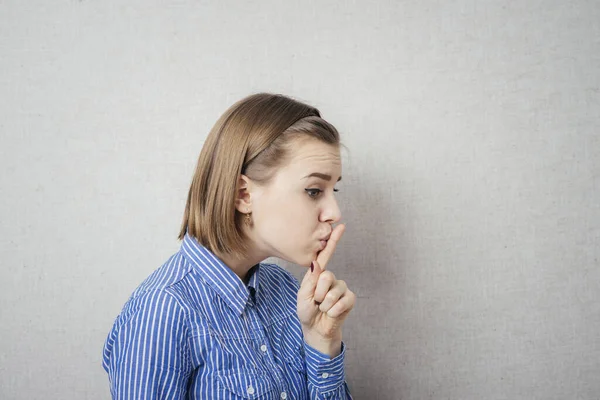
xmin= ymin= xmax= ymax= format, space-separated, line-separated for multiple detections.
xmin=316 ymin=224 xmax=346 ymax=269
xmin=298 ymin=224 xmax=352 ymax=321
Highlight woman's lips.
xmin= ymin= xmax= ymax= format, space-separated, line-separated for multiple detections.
xmin=318 ymin=232 xmax=331 ymax=251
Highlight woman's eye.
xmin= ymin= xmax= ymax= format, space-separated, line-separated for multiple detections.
xmin=305 ymin=188 xmax=322 ymax=198
xmin=305 ymin=188 xmax=340 ymax=198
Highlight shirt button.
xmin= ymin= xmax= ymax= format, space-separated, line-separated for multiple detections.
xmin=322 ymin=372 xmax=330 ymax=379
xmin=280 ymin=392 xmax=287 ymax=399
xmin=247 ymin=386 xmax=255 ymax=395
xmin=260 ymin=344 xmax=267 ymax=352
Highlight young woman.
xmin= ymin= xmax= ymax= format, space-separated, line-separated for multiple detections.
xmin=103 ymin=93 xmax=356 ymax=399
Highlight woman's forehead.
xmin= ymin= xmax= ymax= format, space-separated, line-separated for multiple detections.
xmin=286 ymin=140 xmax=342 ymax=171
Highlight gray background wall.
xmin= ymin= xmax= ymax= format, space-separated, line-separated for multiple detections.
xmin=1 ymin=1 xmax=599 ymax=399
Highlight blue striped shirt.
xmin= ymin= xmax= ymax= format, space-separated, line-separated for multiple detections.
xmin=103 ymin=233 xmax=352 ymax=399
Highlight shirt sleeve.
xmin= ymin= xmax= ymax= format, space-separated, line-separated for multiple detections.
xmin=303 ymin=341 xmax=353 ymax=399
xmin=103 ymin=289 xmax=192 ymax=399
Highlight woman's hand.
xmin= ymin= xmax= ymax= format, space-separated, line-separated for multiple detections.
xmin=297 ymin=224 xmax=356 ymax=357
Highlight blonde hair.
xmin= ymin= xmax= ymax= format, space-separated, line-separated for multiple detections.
xmin=178 ymin=93 xmax=340 ymax=259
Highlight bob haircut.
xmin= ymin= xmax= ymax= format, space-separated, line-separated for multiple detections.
xmin=178 ymin=93 xmax=341 ymax=260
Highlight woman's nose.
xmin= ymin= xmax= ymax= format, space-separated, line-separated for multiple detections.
xmin=320 ymin=195 xmax=342 ymax=223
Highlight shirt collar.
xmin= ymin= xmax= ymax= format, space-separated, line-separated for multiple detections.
xmin=180 ymin=233 xmax=260 ymax=316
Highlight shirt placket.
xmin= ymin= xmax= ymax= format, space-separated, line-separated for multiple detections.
xmin=245 ymin=298 xmax=290 ymax=399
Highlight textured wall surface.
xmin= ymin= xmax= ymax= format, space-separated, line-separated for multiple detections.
xmin=1 ymin=1 xmax=599 ymax=399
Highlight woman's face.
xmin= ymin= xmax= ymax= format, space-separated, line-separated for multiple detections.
xmin=248 ymin=138 xmax=342 ymax=267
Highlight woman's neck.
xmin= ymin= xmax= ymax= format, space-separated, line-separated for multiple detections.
xmin=217 ymin=248 xmax=266 ymax=284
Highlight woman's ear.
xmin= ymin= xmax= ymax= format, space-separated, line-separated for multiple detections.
xmin=235 ymin=175 xmax=252 ymax=213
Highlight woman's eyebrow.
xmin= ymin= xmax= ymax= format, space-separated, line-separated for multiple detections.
xmin=303 ymin=172 xmax=342 ymax=182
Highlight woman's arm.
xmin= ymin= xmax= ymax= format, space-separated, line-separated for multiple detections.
xmin=103 ymin=289 xmax=192 ymax=399
xmin=303 ymin=341 xmax=353 ymax=399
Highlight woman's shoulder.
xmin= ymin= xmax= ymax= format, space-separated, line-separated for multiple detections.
xmin=129 ymin=253 xmax=191 ymax=293
xmin=115 ymin=253 xmax=196 ymax=319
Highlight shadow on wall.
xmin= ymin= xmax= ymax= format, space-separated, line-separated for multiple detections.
xmin=338 ymin=168 xmax=419 ymax=397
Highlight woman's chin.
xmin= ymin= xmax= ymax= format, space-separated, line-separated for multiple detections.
xmin=295 ymin=254 xmax=315 ymax=268
xmin=294 ymin=257 xmax=313 ymax=268
xmin=275 ymin=252 xmax=312 ymax=268
xmin=276 ymin=246 xmax=318 ymax=267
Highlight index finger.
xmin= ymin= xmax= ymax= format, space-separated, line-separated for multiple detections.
xmin=316 ymin=223 xmax=346 ymax=270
